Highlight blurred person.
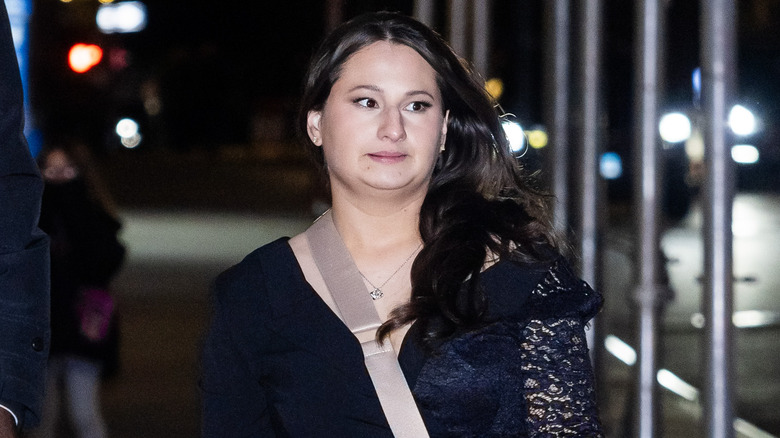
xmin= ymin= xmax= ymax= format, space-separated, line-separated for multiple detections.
xmin=0 ymin=3 xmax=51 ymax=438
xmin=32 ymin=144 xmax=125 ymax=438
xmin=201 ymin=12 xmax=603 ymax=437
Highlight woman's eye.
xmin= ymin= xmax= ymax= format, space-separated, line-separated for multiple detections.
xmin=354 ymin=98 xmax=378 ymax=108
xmin=405 ymin=101 xmax=432 ymax=112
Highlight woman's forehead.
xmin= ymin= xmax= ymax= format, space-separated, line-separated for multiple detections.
xmin=335 ymin=41 xmax=439 ymax=92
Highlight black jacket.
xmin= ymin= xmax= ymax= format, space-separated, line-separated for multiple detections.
xmin=0 ymin=3 xmax=50 ymax=428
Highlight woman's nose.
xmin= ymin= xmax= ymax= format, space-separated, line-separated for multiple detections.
xmin=377 ymin=108 xmax=406 ymax=142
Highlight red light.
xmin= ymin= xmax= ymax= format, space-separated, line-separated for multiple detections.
xmin=68 ymin=44 xmax=103 ymax=73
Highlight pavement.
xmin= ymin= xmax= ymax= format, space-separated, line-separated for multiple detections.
xmin=600 ymin=193 xmax=780 ymax=437
xmin=38 ymin=150 xmax=779 ymax=437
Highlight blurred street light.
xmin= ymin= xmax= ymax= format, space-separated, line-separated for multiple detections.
xmin=526 ymin=128 xmax=548 ymax=149
xmin=728 ymin=104 xmax=757 ymax=136
xmin=68 ymin=43 xmax=103 ymax=73
xmin=731 ymin=144 xmax=759 ymax=164
xmin=115 ymin=118 xmax=142 ymax=149
xmin=659 ymin=112 xmax=692 ymax=143
xmin=501 ymin=120 xmax=526 ymax=155
xmin=485 ymin=78 xmax=504 ymax=100
xmin=96 ymin=1 xmax=147 ymax=34
xmin=115 ymin=118 xmax=138 ymax=138
xmin=600 ymin=152 xmax=623 ymax=179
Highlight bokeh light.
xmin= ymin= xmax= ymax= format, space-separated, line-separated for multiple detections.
xmin=115 ymin=118 xmax=139 ymax=138
xmin=97 ymin=1 xmax=148 ymax=34
xmin=731 ymin=144 xmax=759 ymax=164
xmin=600 ymin=152 xmax=623 ymax=179
xmin=526 ymin=129 xmax=548 ymax=149
xmin=121 ymin=133 xmax=142 ymax=149
xmin=485 ymin=78 xmax=504 ymax=101
xmin=68 ymin=44 xmax=103 ymax=73
xmin=501 ymin=120 xmax=526 ymax=155
xmin=115 ymin=118 xmax=142 ymax=149
xmin=729 ymin=105 xmax=756 ymax=136
xmin=659 ymin=112 xmax=692 ymax=143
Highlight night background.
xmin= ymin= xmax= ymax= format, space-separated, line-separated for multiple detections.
xmin=25 ymin=0 xmax=780 ymax=209
xmin=10 ymin=0 xmax=780 ymax=436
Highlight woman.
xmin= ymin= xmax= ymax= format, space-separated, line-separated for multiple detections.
xmin=34 ymin=144 xmax=124 ymax=438
xmin=202 ymin=12 xmax=603 ymax=437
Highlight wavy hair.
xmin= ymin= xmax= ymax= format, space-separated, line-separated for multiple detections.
xmin=297 ymin=12 xmax=558 ymax=346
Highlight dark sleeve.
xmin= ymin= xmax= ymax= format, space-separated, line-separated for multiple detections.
xmin=520 ymin=317 xmax=603 ymax=436
xmin=200 ymin=269 xmax=277 ymax=438
xmin=0 ymin=3 xmax=51 ymax=430
xmin=519 ymin=259 xmax=604 ymax=437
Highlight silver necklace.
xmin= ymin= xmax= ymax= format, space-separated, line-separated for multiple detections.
xmin=360 ymin=242 xmax=422 ymax=300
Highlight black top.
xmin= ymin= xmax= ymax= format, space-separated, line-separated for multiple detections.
xmin=201 ymin=238 xmax=604 ymax=437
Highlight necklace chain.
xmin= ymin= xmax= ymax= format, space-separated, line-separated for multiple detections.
xmin=359 ymin=242 xmax=422 ymax=300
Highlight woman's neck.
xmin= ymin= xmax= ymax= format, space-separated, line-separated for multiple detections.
xmin=327 ymin=194 xmax=424 ymax=325
xmin=329 ymin=193 xmax=423 ymax=256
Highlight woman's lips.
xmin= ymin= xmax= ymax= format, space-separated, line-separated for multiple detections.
xmin=367 ymin=151 xmax=407 ymax=164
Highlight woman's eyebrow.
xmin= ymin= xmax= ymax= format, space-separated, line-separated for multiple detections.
xmin=347 ymin=84 xmax=436 ymax=100
xmin=406 ymin=90 xmax=436 ymax=100
xmin=348 ymin=84 xmax=382 ymax=93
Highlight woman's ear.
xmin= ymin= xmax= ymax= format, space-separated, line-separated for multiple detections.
xmin=307 ymin=111 xmax=323 ymax=146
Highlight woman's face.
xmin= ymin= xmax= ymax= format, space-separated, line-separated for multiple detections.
xmin=307 ymin=41 xmax=448 ymax=200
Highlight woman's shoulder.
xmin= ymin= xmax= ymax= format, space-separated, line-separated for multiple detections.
xmin=212 ymin=237 xmax=293 ymax=303
xmin=483 ymin=251 xmax=602 ymax=323
xmin=521 ymin=254 xmax=602 ymax=322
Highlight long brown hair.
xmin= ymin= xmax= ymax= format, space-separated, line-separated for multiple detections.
xmin=298 ymin=12 xmax=558 ymax=345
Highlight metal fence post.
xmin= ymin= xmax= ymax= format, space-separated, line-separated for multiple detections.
xmin=632 ymin=1 xmax=669 ymax=437
xmin=701 ymin=0 xmax=737 ymax=436
xmin=543 ymin=0 xmax=572 ymax=237
xmin=576 ymin=0 xmax=604 ymax=368
xmin=472 ymin=0 xmax=492 ymax=79
xmin=413 ymin=0 xmax=436 ymax=28
xmin=448 ymin=0 xmax=469 ymax=57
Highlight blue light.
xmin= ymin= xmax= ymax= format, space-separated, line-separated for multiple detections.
xmin=600 ymin=152 xmax=623 ymax=180
xmin=692 ymin=67 xmax=701 ymax=104
xmin=6 ymin=0 xmax=41 ymax=156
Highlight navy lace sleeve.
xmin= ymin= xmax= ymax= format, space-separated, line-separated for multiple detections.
xmin=520 ymin=258 xmax=603 ymax=437
xmin=411 ymin=257 xmax=604 ymax=437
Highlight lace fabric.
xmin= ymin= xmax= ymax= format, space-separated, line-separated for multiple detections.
xmin=412 ymin=258 xmax=604 ymax=437
xmin=522 ymin=318 xmax=603 ymax=437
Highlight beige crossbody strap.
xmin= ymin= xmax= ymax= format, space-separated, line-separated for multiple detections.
xmin=305 ymin=210 xmax=430 ymax=438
